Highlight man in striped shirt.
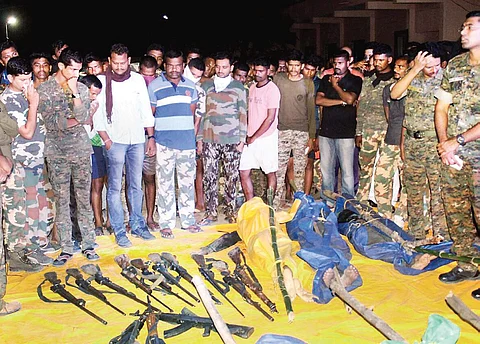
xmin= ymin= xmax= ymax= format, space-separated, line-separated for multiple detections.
xmin=148 ymin=49 xmax=201 ymax=239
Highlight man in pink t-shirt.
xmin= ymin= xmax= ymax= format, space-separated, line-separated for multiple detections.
xmin=239 ymin=56 xmax=281 ymax=200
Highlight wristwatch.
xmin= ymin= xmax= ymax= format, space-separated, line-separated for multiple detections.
xmin=147 ymin=135 xmax=155 ymax=140
xmin=71 ymin=93 xmax=80 ymax=99
xmin=456 ymin=134 xmax=466 ymax=146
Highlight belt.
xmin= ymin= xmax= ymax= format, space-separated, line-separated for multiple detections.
xmin=405 ymin=129 xmax=437 ymax=139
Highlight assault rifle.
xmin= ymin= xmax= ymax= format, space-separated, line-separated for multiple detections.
xmin=130 ymin=257 xmax=196 ymax=307
xmin=191 ymin=253 xmax=245 ymax=317
xmin=157 ymin=307 xmax=254 ymax=339
xmin=81 ymin=263 xmax=162 ymax=313
xmin=212 ymin=259 xmax=274 ymax=321
xmin=114 ymin=254 xmax=174 ymax=312
xmin=109 ymin=297 xmax=164 ymax=344
xmin=160 ymin=252 xmax=222 ymax=305
xmin=228 ymin=246 xmax=278 ymax=313
xmin=147 ymin=253 xmax=201 ymax=303
xmin=38 ymin=271 xmax=107 ymax=325
xmin=65 ymin=268 xmax=126 ymax=316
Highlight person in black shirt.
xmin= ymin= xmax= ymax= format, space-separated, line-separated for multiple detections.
xmin=316 ymin=49 xmax=362 ymax=203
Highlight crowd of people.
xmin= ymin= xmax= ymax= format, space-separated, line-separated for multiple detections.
xmin=1 ymin=10 xmax=479 ymax=317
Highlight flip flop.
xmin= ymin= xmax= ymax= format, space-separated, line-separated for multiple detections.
xmin=198 ymin=216 xmax=217 ymax=227
xmin=182 ymin=224 xmax=203 ymax=233
xmin=159 ymin=228 xmax=174 ymax=239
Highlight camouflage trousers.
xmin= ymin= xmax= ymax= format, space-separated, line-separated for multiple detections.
xmin=203 ymin=142 xmax=241 ymax=218
xmin=404 ymin=136 xmax=448 ymax=239
xmin=3 ymin=162 xmax=52 ymax=251
xmin=155 ymin=144 xmax=196 ymax=229
xmin=47 ymin=155 xmax=95 ymax=254
xmin=440 ymin=154 xmax=480 ymax=272
xmin=357 ymin=129 xmax=386 ymax=203
xmin=0 ymin=197 xmax=6 ymax=305
xmin=374 ymin=144 xmax=407 ymax=220
xmin=251 ymin=169 xmax=268 ymax=202
xmin=275 ymin=130 xmax=309 ymax=207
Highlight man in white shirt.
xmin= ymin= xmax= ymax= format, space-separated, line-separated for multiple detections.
xmin=94 ymin=43 xmax=156 ymax=248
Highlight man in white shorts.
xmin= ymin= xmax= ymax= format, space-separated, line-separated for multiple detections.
xmin=239 ymin=56 xmax=281 ymax=201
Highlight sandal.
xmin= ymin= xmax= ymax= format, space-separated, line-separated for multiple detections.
xmin=147 ymin=221 xmax=160 ymax=231
xmin=182 ymin=224 xmax=203 ymax=233
xmin=198 ymin=216 xmax=217 ymax=227
xmin=82 ymin=248 xmax=100 ymax=261
xmin=52 ymin=252 xmax=73 ymax=267
xmin=159 ymin=228 xmax=174 ymax=239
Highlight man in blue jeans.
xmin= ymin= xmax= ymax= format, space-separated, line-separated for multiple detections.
xmin=94 ymin=43 xmax=156 ymax=247
xmin=316 ymin=49 xmax=362 ymax=203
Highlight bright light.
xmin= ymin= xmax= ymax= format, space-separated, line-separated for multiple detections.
xmin=7 ymin=17 xmax=17 ymax=25
xmin=162 ymin=15 xmax=168 ymax=20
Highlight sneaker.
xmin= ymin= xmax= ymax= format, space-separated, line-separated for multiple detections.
xmin=52 ymin=252 xmax=73 ymax=267
xmin=39 ymin=241 xmax=61 ymax=253
xmin=82 ymin=248 xmax=100 ymax=261
xmin=24 ymin=248 xmax=54 ymax=266
xmin=0 ymin=301 xmax=21 ymax=316
xmin=115 ymin=234 xmax=132 ymax=248
xmin=131 ymin=227 xmax=155 ymax=241
xmin=7 ymin=250 xmax=44 ymax=272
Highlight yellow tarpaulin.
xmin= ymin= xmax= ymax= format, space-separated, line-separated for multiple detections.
xmin=1 ymin=206 xmax=479 ymax=343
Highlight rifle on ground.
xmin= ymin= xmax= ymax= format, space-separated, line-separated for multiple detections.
xmin=212 ymin=259 xmax=274 ymax=321
xmin=160 ymin=252 xmax=222 ymax=305
xmin=81 ymin=263 xmax=162 ymax=313
xmin=65 ymin=268 xmax=126 ymax=316
xmin=37 ymin=271 xmax=107 ymax=325
xmin=147 ymin=253 xmax=201 ymax=304
xmin=145 ymin=305 xmax=166 ymax=344
xmin=228 ymin=246 xmax=278 ymax=314
xmin=130 ymin=257 xmax=196 ymax=307
xmin=109 ymin=297 xmax=159 ymax=344
xmin=191 ymin=253 xmax=245 ymax=317
xmin=157 ymin=307 xmax=254 ymax=339
xmin=114 ymin=254 xmax=174 ymax=312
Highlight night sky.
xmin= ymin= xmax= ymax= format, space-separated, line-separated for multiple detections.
xmin=4 ymin=1 xmax=297 ymax=60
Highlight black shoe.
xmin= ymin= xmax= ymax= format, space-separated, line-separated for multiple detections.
xmin=472 ymin=288 xmax=480 ymax=300
xmin=439 ymin=266 xmax=480 ymax=284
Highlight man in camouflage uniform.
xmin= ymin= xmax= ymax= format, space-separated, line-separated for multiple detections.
xmin=197 ymin=51 xmax=247 ymax=225
xmin=356 ymin=43 xmax=394 ymax=205
xmin=373 ymin=56 xmax=409 ymax=222
xmin=37 ymin=48 xmax=99 ymax=266
xmin=391 ymin=43 xmax=448 ymax=240
xmin=148 ymin=49 xmax=200 ymax=238
xmin=1 ymin=57 xmax=54 ymax=268
xmin=435 ymin=10 xmax=480 ymax=285
xmin=0 ymin=132 xmax=22 ymax=315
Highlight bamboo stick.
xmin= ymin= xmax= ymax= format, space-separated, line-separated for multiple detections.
xmin=267 ymin=187 xmax=294 ymax=322
xmin=445 ymin=291 xmax=480 ymax=331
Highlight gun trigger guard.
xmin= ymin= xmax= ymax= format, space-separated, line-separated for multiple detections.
xmin=203 ymin=325 xmax=212 ymax=337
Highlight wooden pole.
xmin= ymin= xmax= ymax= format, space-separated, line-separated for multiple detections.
xmin=445 ymin=291 xmax=480 ymax=331
xmin=192 ymin=275 xmax=236 ymax=344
